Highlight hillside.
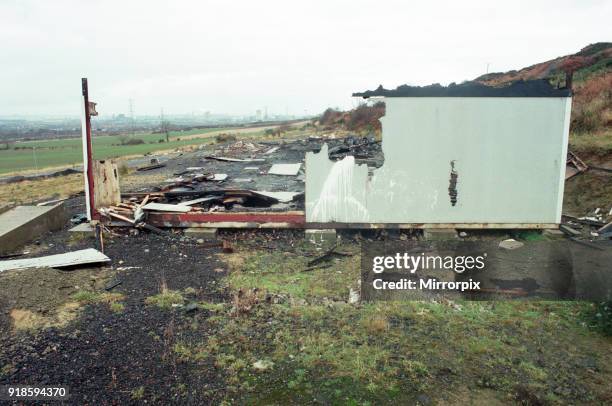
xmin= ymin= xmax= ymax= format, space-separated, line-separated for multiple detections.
xmin=325 ymin=43 xmax=611 ymax=137
xmin=476 ymin=42 xmax=612 ymax=134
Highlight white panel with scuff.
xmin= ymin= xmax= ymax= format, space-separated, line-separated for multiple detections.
xmin=306 ymin=97 xmax=571 ymax=224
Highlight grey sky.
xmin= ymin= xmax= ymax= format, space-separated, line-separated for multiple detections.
xmin=0 ymin=0 xmax=609 ymax=117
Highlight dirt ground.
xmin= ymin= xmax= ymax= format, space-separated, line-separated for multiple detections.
xmin=0 ymin=134 xmax=611 ymax=404
xmin=0 ymin=198 xmax=611 ymax=404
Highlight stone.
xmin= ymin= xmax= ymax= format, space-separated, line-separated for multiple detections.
xmin=423 ymin=229 xmax=457 ymax=241
xmin=499 ymin=239 xmax=524 ymax=250
xmin=184 ymin=303 xmax=199 ymax=313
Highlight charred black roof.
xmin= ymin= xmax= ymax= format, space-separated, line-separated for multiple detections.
xmin=353 ymin=79 xmax=571 ymax=98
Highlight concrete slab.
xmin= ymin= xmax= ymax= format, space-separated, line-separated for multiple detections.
xmin=0 ymin=204 xmax=67 ymax=255
xmin=0 ymin=202 xmax=15 ymax=215
xmin=69 ymin=222 xmax=96 ymax=237
xmin=423 ymin=228 xmax=457 ymax=241
xmin=184 ymin=227 xmax=218 ymax=240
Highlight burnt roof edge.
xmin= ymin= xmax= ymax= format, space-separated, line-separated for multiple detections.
xmin=353 ymin=79 xmax=571 ymax=98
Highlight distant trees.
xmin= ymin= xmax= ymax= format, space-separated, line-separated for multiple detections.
xmin=160 ymin=119 xmax=171 ymax=143
xmin=118 ymin=135 xmax=144 ymax=145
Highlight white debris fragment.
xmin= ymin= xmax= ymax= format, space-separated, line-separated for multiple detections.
xmin=499 ymin=239 xmax=524 ymax=250
xmin=253 ymin=360 xmax=274 ymax=371
xmin=268 ymin=163 xmax=301 ymax=176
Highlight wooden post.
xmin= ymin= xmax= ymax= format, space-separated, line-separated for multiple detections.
xmin=81 ymin=78 xmax=97 ymax=220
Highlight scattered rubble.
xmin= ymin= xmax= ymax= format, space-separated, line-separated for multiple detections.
xmin=566 ymin=151 xmax=589 ymax=180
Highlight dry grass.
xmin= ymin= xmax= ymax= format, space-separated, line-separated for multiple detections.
xmin=10 ymin=301 xmax=81 ymax=331
xmin=361 ymin=314 xmax=390 ymax=334
xmin=0 ymin=173 xmax=83 ymax=206
xmin=572 ymin=72 xmax=612 ymax=134
xmin=231 ymin=288 xmax=261 ymax=316
xmin=569 ymin=130 xmax=612 ymax=158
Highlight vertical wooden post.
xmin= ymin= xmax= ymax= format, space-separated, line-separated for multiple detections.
xmin=81 ymin=78 xmax=97 ymax=220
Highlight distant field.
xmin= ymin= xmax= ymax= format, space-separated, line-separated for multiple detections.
xmin=0 ymin=128 xmax=228 ymax=174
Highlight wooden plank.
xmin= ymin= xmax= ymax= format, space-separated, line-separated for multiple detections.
xmin=92 ymin=160 xmax=121 ymax=208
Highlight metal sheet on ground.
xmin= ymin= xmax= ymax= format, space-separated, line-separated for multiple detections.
xmin=0 ymin=248 xmax=110 ymax=272
xmin=268 ymin=163 xmax=301 ymax=176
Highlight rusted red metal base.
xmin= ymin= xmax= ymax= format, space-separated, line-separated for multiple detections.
xmin=146 ymin=211 xmax=306 ymax=228
xmin=143 ymin=211 xmax=558 ymax=229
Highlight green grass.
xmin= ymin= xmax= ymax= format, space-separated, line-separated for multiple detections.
xmin=226 ymin=244 xmax=360 ymax=303
xmin=0 ymin=127 xmax=225 ymax=174
xmin=175 ymin=300 xmax=611 ymax=404
xmin=569 ymin=130 xmax=612 ymax=157
xmin=145 ymin=290 xmax=185 ymax=309
xmin=71 ymin=290 xmax=124 ymax=304
xmin=175 ymin=245 xmax=612 ymax=404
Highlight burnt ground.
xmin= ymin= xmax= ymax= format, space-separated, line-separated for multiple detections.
xmin=0 ymin=202 xmax=233 ymax=404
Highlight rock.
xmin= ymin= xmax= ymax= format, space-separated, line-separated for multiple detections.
xmin=348 ymin=288 xmax=360 ymax=304
xmin=458 ymin=231 xmax=468 ymax=238
xmin=252 ymin=359 xmax=274 ymax=371
xmin=416 ymin=394 xmax=431 ymax=405
xmin=184 ymin=303 xmax=199 ymax=313
xmin=499 ymin=239 xmax=524 ymax=250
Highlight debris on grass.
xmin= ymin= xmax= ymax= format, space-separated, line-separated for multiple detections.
xmin=252 ymin=359 xmax=274 ymax=372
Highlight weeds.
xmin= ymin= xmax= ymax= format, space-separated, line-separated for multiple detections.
xmin=130 ymin=386 xmax=145 ymax=400
xmin=581 ymin=301 xmax=612 ymax=336
xmin=110 ymin=302 xmax=125 ymax=313
xmin=71 ymin=290 xmax=123 ymax=304
xmin=145 ymin=277 xmax=185 ymax=309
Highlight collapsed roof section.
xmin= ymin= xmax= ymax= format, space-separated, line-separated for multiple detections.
xmin=353 ymin=79 xmax=571 ymax=98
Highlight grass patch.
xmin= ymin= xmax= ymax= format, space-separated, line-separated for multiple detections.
xmin=210 ymin=244 xmax=611 ymax=402
xmin=569 ymin=131 xmax=612 ymax=157
xmin=0 ymin=173 xmax=83 ymax=206
xmin=110 ymin=302 xmax=125 ymax=313
xmin=0 ymin=127 xmax=227 ymax=174
xmin=580 ymin=301 xmax=612 ymax=336
xmin=145 ymin=290 xmax=185 ymax=309
xmin=72 ymin=290 xmax=123 ymax=304
xmin=226 ymin=244 xmax=359 ymax=303
xmin=130 ymin=386 xmax=145 ymax=400
xmin=71 ymin=290 xmax=124 ymax=315
xmin=563 ymin=169 xmax=612 ymax=216
xmin=174 ymin=274 xmax=612 ymax=404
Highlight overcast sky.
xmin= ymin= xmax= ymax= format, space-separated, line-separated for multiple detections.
xmin=0 ymin=0 xmax=609 ymax=117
